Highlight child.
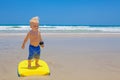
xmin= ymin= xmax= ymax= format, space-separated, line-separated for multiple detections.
xmin=21 ymin=16 xmax=44 ymax=68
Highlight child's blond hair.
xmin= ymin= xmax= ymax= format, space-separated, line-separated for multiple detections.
xmin=30 ymin=16 xmax=39 ymax=23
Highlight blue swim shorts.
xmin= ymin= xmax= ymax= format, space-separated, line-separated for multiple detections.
xmin=28 ymin=45 xmax=41 ymax=60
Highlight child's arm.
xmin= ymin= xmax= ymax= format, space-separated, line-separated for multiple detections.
xmin=39 ymin=31 xmax=44 ymax=48
xmin=21 ymin=32 xmax=30 ymax=49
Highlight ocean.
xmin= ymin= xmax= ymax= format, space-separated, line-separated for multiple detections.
xmin=0 ymin=24 xmax=120 ymax=33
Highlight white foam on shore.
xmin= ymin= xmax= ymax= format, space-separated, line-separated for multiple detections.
xmin=0 ymin=25 xmax=120 ymax=33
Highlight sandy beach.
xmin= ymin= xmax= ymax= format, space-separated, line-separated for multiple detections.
xmin=0 ymin=33 xmax=120 ymax=80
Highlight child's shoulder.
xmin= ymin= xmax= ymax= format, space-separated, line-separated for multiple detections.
xmin=29 ymin=30 xmax=33 ymax=34
xmin=38 ymin=31 xmax=41 ymax=35
xmin=38 ymin=30 xmax=40 ymax=33
xmin=26 ymin=31 xmax=31 ymax=35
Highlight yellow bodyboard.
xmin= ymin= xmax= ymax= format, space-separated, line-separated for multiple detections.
xmin=17 ymin=59 xmax=50 ymax=77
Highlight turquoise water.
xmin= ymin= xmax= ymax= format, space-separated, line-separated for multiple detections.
xmin=0 ymin=24 xmax=120 ymax=33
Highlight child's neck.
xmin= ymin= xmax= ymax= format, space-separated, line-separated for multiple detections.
xmin=31 ymin=29 xmax=38 ymax=32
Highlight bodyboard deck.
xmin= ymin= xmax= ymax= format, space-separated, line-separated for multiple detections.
xmin=17 ymin=59 xmax=50 ymax=77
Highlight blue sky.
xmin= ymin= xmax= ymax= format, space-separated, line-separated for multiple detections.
xmin=0 ymin=0 xmax=120 ymax=25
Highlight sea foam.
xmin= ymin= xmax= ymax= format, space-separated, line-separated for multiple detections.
xmin=0 ymin=25 xmax=120 ymax=33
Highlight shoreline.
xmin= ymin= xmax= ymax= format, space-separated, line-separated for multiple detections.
xmin=0 ymin=32 xmax=120 ymax=37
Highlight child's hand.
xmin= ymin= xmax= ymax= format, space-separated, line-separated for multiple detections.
xmin=40 ymin=45 xmax=44 ymax=48
xmin=39 ymin=41 xmax=44 ymax=48
xmin=21 ymin=44 xmax=25 ymax=49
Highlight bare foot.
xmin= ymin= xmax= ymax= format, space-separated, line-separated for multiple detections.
xmin=28 ymin=65 xmax=32 ymax=69
xmin=36 ymin=64 xmax=40 ymax=67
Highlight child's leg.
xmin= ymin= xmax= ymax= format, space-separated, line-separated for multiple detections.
xmin=28 ymin=60 xmax=32 ymax=68
xmin=35 ymin=58 xmax=40 ymax=67
xmin=34 ymin=45 xmax=40 ymax=67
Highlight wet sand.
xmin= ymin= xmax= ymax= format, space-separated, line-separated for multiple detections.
xmin=0 ymin=33 xmax=120 ymax=80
